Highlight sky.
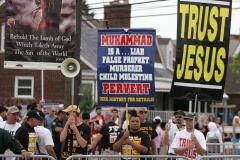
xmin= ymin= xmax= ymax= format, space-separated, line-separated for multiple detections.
xmin=86 ymin=0 xmax=240 ymax=39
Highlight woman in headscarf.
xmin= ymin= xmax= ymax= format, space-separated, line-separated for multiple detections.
xmin=206 ymin=122 xmax=223 ymax=158
xmin=231 ymin=116 xmax=240 ymax=154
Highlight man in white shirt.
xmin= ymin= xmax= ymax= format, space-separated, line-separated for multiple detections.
xmin=164 ymin=110 xmax=185 ymax=159
xmin=171 ymin=113 xmax=206 ymax=160
xmin=0 ymin=106 xmax=21 ymax=160
xmin=34 ymin=110 xmax=57 ymax=160
xmin=0 ymin=106 xmax=7 ymax=122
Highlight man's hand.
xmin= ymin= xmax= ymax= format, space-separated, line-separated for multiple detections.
xmin=21 ymin=150 xmax=30 ymax=160
xmin=191 ymin=134 xmax=197 ymax=143
xmin=66 ymin=116 xmax=75 ymax=126
xmin=185 ymin=142 xmax=195 ymax=150
xmin=122 ymin=131 xmax=130 ymax=140
xmin=165 ymin=123 xmax=171 ymax=131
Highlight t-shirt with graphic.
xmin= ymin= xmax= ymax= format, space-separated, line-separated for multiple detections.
xmin=168 ymin=123 xmax=183 ymax=154
xmin=99 ymin=121 xmax=121 ymax=149
xmin=140 ymin=121 xmax=157 ymax=154
xmin=14 ymin=122 xmax=37 ymax=155
xmin=114 ymin=130 xmax=150 ymax=160
xmin=62 ymin=123 xmax=91 ymax=160
xmin=171 ymin=129 xmax=206 ymax=160
xmin=34 ymin=126 xmax=55 ymax=155
xmin=0 ymin=121 xmax=21 ymax=160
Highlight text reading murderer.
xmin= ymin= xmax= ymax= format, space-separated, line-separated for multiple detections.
xmin=177 ymin=4 xmax=230 ymax=83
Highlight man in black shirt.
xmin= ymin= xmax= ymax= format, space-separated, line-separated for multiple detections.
xmin=91 ymin=112 xmax=121 ymax=155
xmin=113 ymin=115 xmax=150 ymax=160
xmin=60 ymin=105 xmax=91 ymax=160
xmin=137 ymin=107 xmax=158 ymax=156
xmin=14 ymin=110 xmax=44 ymax=155
xmin=51 ymin=110 xmax=64 ymax=160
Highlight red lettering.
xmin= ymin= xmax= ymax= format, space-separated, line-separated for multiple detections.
xmin=130 ymin=83 xmax=135 ymax=94
xmin=142 ymin=83 xmax=150 ymax=94
xmin=121 ymin=35 xmax=125 ymax=45
xmin=141 ymin=35 xmax=146 ymax=45
xmin=126 ymin=35 xmax=133 ymax=45
xmin=110 ymin=35 xmax=114 ymax=45
xmin=136 ymin=84 xmax=143 ymax=94
xmin=102 ymin=83 xmax=150 ymax=94
xmin=123 ymin=83 xmax=130 ymax=93
xmin=133 ymin=35 xmax=141 ymax=45
xmin=110 ymin=83 xmax=115 ymax=93
xmin=102 ymin=83 xmax=109 ymax=94
xmin=115 ymin=35 xmax=120 ymax=45
xmin=147 ymin=35 xmax=152 ymax=45
xmin=117 ymin=83 xmax=123 ymax=93
xmin=101 ymin=35 xmax=108 ymax=45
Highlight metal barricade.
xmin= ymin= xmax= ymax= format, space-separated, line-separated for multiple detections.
xmin=66 ymin=155 xmax=188 ymax=160
xmin=0 ymin=154 xmax=55 ymax=160
xmin=206 ymin=142 xmax=240 ymax=155
xmin=200 ymin=155 xmax=240 ymax=160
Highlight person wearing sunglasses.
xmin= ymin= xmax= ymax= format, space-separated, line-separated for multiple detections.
xmin=44 ymin=107 xmax=57 ymax=135
xmin=137 ymin=107 xmax=158 ymax=157
xmin=60 ymin=105 xmax=91 ymax=160
xmin=164 ymin=110 xmax=185 ymax=160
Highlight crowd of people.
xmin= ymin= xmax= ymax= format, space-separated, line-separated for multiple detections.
xmin=0 ymin=102 xmax=238 ymax=160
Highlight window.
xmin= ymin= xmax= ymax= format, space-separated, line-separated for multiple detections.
xmin=14 ymin=76 xmax=34 ymax=98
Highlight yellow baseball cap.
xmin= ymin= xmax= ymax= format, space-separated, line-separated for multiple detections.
xmin=62 ymin=105 xmax=80 ymax=113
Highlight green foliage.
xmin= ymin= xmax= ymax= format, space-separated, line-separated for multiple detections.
xmin=230 ymin=52 xmax=240 ymax=83
xmin=79 ymin=85 xmax=94 ymax=112
xmin=82 ymin=0 xmax=95 ymax=18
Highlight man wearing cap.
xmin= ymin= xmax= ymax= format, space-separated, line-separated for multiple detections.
xmin=51 ymin=110 xmax=64 ymax=160
xmin=164 ymin=110 xmax=185 ymax=159
xmin=60 ymin=105 xmax=91 ymax=160
xmin=34 ymin=110 xmax=57 ymax=160
xmin=0 ymin=106 xmax=21 ymax=160
xmin=171 ymin=113 xmax=206 ymax=160
xmin=14 ymin=110 xmax=44 ymax=155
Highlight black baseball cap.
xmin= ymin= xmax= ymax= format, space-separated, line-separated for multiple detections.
xmin=174 ymin=110 xmax=185 ymax=116
xmin=26 ymin=110 xmax=44 ymax=120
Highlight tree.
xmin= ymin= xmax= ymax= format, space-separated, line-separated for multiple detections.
xmin=230 ymin=52 xmax=240 ymax=83
xmin=79 ymin=85 xmax=94 ymax=112
xmin=82 ymin=0 xmax=95 ymax=18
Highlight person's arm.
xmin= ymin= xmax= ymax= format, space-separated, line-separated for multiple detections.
xmin=46 ymin=145 xmax=57 ymax=160
xmin=126 ymin=138 xmax=148 ymax=153
xmin=118 ymin=119 xmax=122 ymax=129
xmin=113 ymin=132 xmax=126 ymax=151
xmin=152 ymin=138 xmax=157 ymax=155
xmin=91 ymin=133 xmax=103 ymax=149
xmin=191 ymin=134 xmax=206 ymax=156
xmin=70 ymin=123 xmax=87 ymax=148
xmin=164 ymin=123 xmax=171 ymax=145
xmin=60 ymin=116 xmax=73 ymax=142
xmin=51 ymin=120 xmax=63 ymax=134
xmin=174 ymin=143 xmax=194 ymax=155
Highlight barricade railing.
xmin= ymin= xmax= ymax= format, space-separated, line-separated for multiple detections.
xmin=206 ymin=142 xmax=240 ymax=155
xmin=0 ymin=154 xmax=55 ymax=160
xmin=66 ymin=155 xmax=188 ymax=160
xmin=200 ymin=155 xmax=240 ymax=160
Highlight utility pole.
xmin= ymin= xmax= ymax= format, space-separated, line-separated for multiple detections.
xmin=64 ymin=0 xmax=83 ymax=107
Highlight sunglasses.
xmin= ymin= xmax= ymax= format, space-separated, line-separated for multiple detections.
xmin=139 ymin=111 xmax=147 ymax=114
xmin=175 ymin=115 xmax=182 ymax=118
